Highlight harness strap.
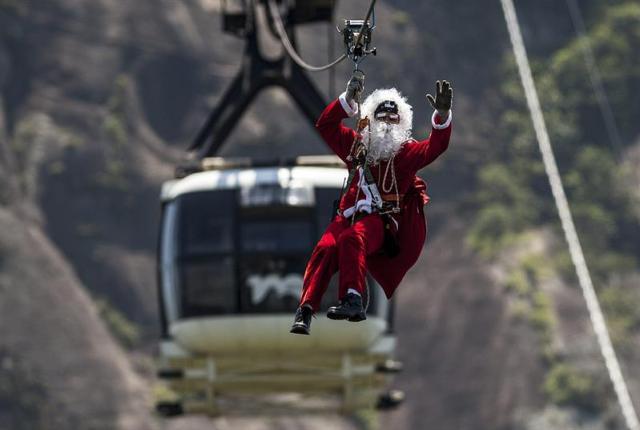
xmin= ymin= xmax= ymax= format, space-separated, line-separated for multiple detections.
xmin=363 ymin=165 xmax=383 ymax=210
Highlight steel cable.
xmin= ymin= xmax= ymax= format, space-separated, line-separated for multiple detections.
xmin=266 ymin=0 xmax=346 ymax=71
xmin=500 ymin=1 xmax=639 ymax=428
xmin=267 ymin=0 xmax=378 ymax=72
xmin=565 ymin=0 xmax=623 ymax=158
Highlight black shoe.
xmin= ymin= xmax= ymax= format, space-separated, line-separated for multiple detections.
xmin=326 ymin=293 xmax=366 ymax=322
xmin=290 ymin=305 xmax=313 ymax=335
xmin=376 ymin=390 xmax=405 ymax=410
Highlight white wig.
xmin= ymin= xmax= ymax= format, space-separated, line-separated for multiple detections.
xmin=361 ymin=88 xmax=413 ymax=134
xmin=360 ymin=88 xmax=413 ymax=162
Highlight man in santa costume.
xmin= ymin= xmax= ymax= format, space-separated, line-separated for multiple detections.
xmin=290 ymin=73 xmax=453 ymax=335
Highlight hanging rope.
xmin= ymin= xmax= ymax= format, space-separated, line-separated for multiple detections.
xmin=500 ymin=1 xmax=639 ymax=429
xmin=353 ymin=0 xmax=378 ymax=54
xmin=266 ymin=0 xmax=346 ymax=71
xmin=267 ymin=0 xmax=378 ymax=72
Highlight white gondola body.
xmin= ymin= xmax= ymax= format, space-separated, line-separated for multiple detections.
xmin=157 ymin=160 xmax=398 ymax=415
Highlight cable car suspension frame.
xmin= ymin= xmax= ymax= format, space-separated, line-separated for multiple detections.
xmin=188 ymin=0 xmax=379 ymax=161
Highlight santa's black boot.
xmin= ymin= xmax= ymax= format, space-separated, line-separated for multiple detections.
xmin=326 ymin=293 xmax=366 ymax=322
xmin=290 ymin=305 xmax=313 ymax=335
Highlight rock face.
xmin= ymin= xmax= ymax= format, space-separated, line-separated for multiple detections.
xmin=1 ymin=0 xmax=636 ymax=429
xmin=381 ymin=220 xmax=545 ymax=430
xmin=0 ymin=208 xmax=155 ymax=430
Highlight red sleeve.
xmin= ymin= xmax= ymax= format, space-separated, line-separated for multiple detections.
xmin=404 ymin=115 xmax=452 ymax=170
xmin=315 ymin=98 xmax=357 ymax=163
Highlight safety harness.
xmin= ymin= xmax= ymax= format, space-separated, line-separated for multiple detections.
xmin=338 ymin=115 xmax=402 ymax=240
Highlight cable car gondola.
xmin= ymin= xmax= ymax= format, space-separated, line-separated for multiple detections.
xmin=155 ymin=156 xmax=402 ymax=416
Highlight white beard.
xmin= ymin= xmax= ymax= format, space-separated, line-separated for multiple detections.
xmin=364 ymin=120 xmax=410 ymax=163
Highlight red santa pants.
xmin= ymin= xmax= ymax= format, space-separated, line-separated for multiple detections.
xmin=298 ymin=213 xmax=384 ymax=312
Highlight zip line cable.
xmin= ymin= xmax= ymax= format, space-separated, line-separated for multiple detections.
xmin=565 ymin=0 xmax=624 ymax=158
xmin=267 ymin=0 xmax=378 ymax=72
xmin=353 ymin=0 xmax=378 ymax=53
xmin=329 ymin=18 xmax=336 ymax=95
xmin=499 ymin=1 xmax=639 ymax=429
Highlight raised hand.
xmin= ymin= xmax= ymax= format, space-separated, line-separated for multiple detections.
xmin=345 ymin=70 xmax=365 ymax=104
xmin=426 ymin=80 xmax=453 ymax=117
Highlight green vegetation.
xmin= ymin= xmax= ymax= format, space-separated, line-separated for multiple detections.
xmin=466 ymin=163 xmax=540 ymax=257
xmin=503 ymin=253 xmax=556 ymax=356
xmin=104 ymin=75 xmax=129 ymax=147
xmin=353 ymin=407 xmax=379 ymax=430
xmin=470 ymin=0 xmax=640 ymax=323
xmin=97 ymin=75 xmax=132 ymax=191
xmin=103 ymin=115 xmax=127 ymax=148
xmin=469 ymin=2 xmax=640 ymax=270
xmin=468 ymin=1 xmax=640 ymax=415
xmin=95 ymin=297 xmax=140 ymax=349
xmin=543 ymin=363 xmax=602 ymax=412
xmin=502 ymin=255 xmax=608 ymax=412
xmin=46 ymin=160 xmax=65 ymax=175
xmin=153 ymin=382 xmax=179 ymax=403
xmin=529 ymin=291 xmax=554 ymax=345
xmin=600 ymin=285 xmax=640 ymax=354
xmin=76 ymin=222 xmax=100 ymax=238
xmin=390 ymin=11 xmax=410 ymax=27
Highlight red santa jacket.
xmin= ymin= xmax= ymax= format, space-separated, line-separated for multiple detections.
xmin=315 ymin=95 xmax=452 ymax=298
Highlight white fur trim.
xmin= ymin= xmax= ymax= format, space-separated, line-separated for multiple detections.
xmin=338 ymin=92 xmax=358 ymax=117
xmin=361 ymin=88 xmax=413 ymax=133
xmin=431 ymin=110 xmax=452 ymax=129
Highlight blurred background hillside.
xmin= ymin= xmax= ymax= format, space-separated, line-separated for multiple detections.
xmin=0 ymin=0 xmax=639 ymax=429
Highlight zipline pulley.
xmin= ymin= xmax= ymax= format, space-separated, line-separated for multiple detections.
xmin=339 ymin=0 xmax=378 ymax=70
xmin=341 ymin=18 xmax=377 ymax=69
